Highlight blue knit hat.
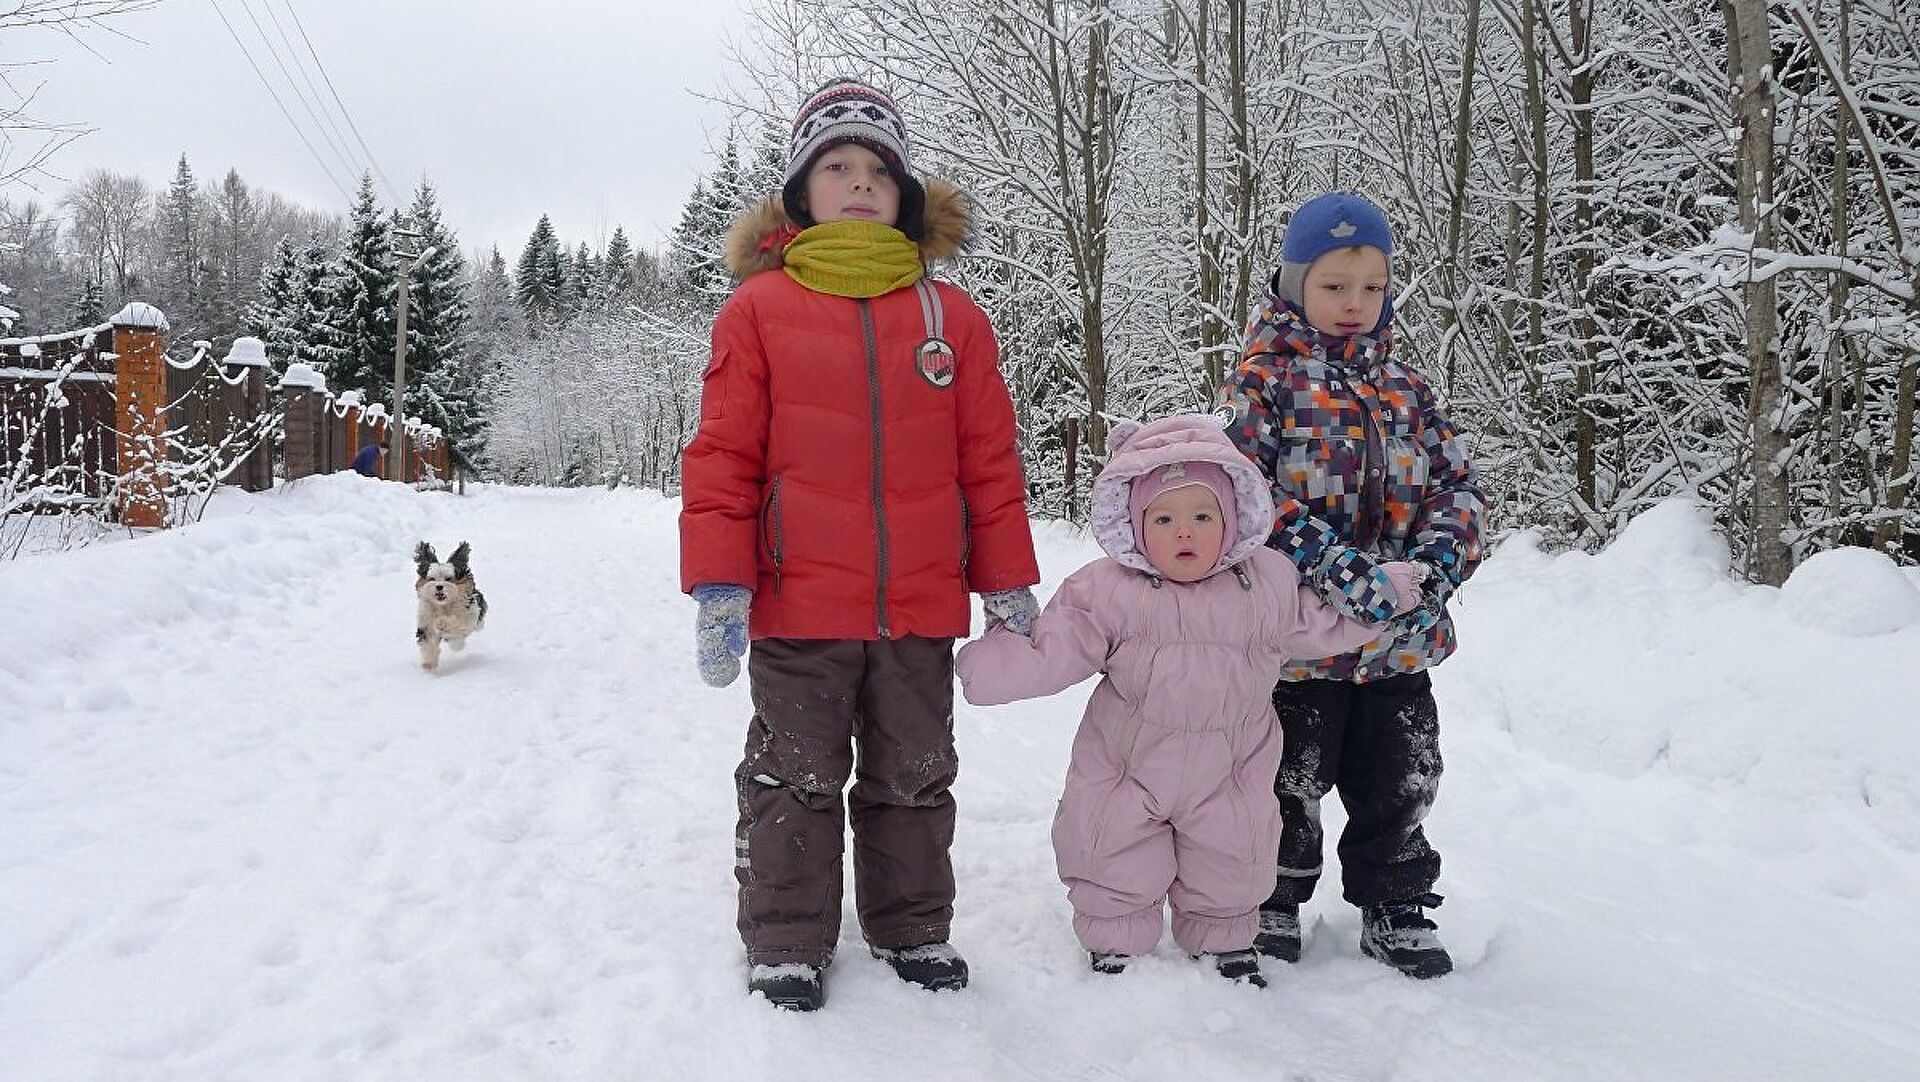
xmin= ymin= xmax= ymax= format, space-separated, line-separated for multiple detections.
xmin=1281 ymin=192 xmax=1393 ymax=264
xmin=1271 ymin=192 xmax=1395 ymax=333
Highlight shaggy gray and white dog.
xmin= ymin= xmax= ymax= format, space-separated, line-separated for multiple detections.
xmin=414 ymin=541 xmax=487 ymax=671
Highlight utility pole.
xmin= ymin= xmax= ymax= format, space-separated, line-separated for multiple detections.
xmin=390 ymin=223 xmax=424 ymax=482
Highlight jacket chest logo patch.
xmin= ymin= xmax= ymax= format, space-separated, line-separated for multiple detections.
xmin=915 ymin=337 xmax=957 ymax=388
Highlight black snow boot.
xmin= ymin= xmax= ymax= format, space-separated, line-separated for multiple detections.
xmin=748 ymin=963 xmax=826 ymax=1011
xmin=1254 ymin=902 xmax=1302 ymax=962
xmin=1203 ymin=949 xmax=1268 ymax=988
xmin=1361 ymin=893 xmax=1454 ymax=979
xmin=870 ymin=941 xmax=969 ymax=991
xmin=1089 ymin=951 xmax=1130 ymax=975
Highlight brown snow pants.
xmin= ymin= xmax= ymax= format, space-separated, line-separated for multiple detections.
xmin=733 ymin=636 xmax=959 ymax=966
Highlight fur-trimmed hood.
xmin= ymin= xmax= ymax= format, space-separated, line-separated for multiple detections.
xmin=722 ymin=177 xmax=973 ymax=281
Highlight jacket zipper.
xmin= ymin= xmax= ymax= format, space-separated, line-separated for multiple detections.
xmin=860 ymin=300 xmax=891 ymax=638
xmin=1347 ymin=364 xmax=1387 ymax=551
xmin=761 ymin=475 xmax=785 ymax=593
xmin=958 ymin=490 xmax=972 ymax=576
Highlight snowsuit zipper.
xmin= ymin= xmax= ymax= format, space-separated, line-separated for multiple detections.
xmin=859 ymin=300 xmax=892 ymax=638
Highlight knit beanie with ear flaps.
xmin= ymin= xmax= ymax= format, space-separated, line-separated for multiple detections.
xmin=1127 ymin=460 xmax=1237 ymax=547
xmin=1271 ymin=191 xmax=1395 ymax=332
xmin=781 ymin=78 xmax=928 ymax=239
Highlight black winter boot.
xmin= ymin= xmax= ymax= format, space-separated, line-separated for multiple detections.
xmin=1361 ymin=893 xmax=1454 ymax=979
xmin=1203 ymin=949 xmax=1268 ymax=988
xmin=1254 ymin=903 xmax=1302 ymax=962
xmin=1089 ymin=951 xmax=1130 ymax=975
xmin=747 ymin=963 xmax=826 ymax=1011
xmin=870 ymin=941 xmax=969 ymax=991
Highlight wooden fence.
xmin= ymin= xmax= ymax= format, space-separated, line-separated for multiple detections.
xmin=1 ymin=303 xmax=455 ymax=529
xmin=0 ymin=322 xmax=118 ymax=508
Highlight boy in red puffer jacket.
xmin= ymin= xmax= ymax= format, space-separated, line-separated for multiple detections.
xmin=678 ymin=78 xmax=1040 ymax=1012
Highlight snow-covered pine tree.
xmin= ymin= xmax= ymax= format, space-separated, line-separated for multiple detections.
xmin=294 ymin=232 xmax=342 ymax=375
xmin=247 ymin=235 xmax=299 ymax=366
xmin=602 ymin=227 xmax=635 ymax=303
xmin=401 ymin=180 xmax=482 ymax=459
xmin=327 ymin=174 xmax=397 ymax=398
xmin=70 ymin=274 xmax=105 ymax=329
xmin=667 ymin=175 xmax=732 ymax=306
xmin=153 ymin=153 xmax=206 ymax=344
xmin=514 ymin=215 xmax=564 ymax=326
xmin=203 ymin=168 xmax=263 ymax=350
xmin=567 ymin=242 xmax=596 ymax=318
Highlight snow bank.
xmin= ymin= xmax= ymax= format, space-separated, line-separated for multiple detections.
xmin=1781 ymin=545 xmax=1920 ymax=636
xmin=1448 ymin=498 xmax=1920 ymax=847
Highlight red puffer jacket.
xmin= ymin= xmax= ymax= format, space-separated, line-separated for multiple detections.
xmin=678 ymin=182 xmax=1040 ymax=640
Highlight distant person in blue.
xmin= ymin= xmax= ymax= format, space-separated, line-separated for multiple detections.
xmin=351 ymin=440 xmax=387 ymax=478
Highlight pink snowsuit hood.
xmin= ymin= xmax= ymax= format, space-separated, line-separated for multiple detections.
xmin=1092 ymin=414 xmax=1276 ymax=580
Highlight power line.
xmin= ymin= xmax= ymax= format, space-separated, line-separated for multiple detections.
xmin=233 ymin=0 xmax=366 ymax=190
xmin=207 ymin=0 xmax=352 ymax=202
xmin=282 ymin=1 xmax=406 ymax=206
xmin=257 ymin=0 xmax=362 ymax=183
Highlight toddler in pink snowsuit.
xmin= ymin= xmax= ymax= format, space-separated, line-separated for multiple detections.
xmin=956 ymin=414 xmax=1421 ymax=985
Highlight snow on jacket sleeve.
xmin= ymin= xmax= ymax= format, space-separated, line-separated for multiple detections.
xmin=1402 ymin=383 xmax=1485 ymax=596
xmin=949 ymin=293 xmax=1041 ymax=593
xmin=956 ymin=564 xmax=1111 ymax=706
xmin=678 ymin=290 xmax=770 ymax=594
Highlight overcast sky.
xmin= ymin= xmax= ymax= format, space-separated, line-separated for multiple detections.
xmin=17 ymin=0 xmax=757 ymax=260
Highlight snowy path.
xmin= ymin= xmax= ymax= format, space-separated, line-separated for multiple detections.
xmin=3 ymin=477 xmax=1916 ymax=1081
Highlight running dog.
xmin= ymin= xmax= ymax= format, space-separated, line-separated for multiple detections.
xmin=414 ymin=541 xmax=487 ymax=671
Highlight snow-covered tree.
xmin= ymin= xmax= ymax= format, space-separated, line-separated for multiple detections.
xmin=514 ymin=215 xmax=565 ymax=325
xmin=202 ymin=168 xmax=263 ymax=350
xmin=69 ymin=274 xmax=104 ymax=328
xmin=326 ymin=173 xmax=397 ymax=397
xmin=151 ymin=153 xmax=206 ymax=342
xmin=401 ymin=180 xmax=483 ymax=457
xmin=601 ymin=227 xmax=636 ymax=303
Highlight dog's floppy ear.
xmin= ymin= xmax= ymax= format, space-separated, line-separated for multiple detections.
xmin=414 ymin=541 xmax=436 ymax=577
xmin=450 ymin=541 xmax=472 ymax=580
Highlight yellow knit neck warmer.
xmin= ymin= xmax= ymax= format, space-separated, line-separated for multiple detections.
xmin=782 ymin=220 xmax=924 ymax=298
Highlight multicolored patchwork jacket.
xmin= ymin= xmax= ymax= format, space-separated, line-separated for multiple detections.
xmin=1221 ymin=298 xmax=1485 ymax=682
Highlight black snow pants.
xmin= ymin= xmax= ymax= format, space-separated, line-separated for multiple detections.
xmin=1263 ymin=670 xmax=1444 ymax=908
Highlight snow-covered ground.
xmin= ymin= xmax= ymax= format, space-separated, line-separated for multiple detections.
xmin=4 ymin=477 xmax=1917 ymax=1081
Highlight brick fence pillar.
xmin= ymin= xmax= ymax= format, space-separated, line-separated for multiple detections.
xmin=111 ymin=303 xmax=169 ymax=529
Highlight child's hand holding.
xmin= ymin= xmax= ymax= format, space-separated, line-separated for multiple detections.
xmin=1379 ymin=561 xmax=1431 ymax=617
xmin=979 ymin=587 xmax=1040 ymax=636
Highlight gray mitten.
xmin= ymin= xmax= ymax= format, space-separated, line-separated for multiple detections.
xmin=980 ymin=587 xmax=1040 ymax=637
xmin=691 ymin=583 xmax=751 ymax=688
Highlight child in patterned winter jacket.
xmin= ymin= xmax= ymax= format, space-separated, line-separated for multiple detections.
xmin=1221 ymin=191 xmax=1485 ymax=979
xmin=956 ymin=414 xmax=1423 ymax=987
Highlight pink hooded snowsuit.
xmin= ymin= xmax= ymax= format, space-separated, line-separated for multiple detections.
xmin=956 ymin=415 xmax=1386 ymax=956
